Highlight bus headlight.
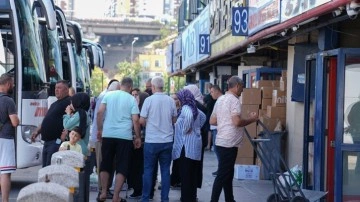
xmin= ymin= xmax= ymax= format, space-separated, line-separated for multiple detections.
xmin=21 ymin=125 xmax=38 ymax=144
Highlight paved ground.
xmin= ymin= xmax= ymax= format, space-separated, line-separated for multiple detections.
xmin=4 ymin=149 xmax=326 ymax=202
xmin=89 ymin=151 xmax=275 ymax=202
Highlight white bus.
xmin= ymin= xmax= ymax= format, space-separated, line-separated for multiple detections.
xmin=0 ymin=0 xmax=57 ymax=168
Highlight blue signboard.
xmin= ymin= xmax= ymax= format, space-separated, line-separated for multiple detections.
xmin=199 ymin=34 xmax=210 ymax=54
xmin=232 ymin=7 xmax=249 ymax=36
xmin=181 ymin=6 xmax=210 ymax=69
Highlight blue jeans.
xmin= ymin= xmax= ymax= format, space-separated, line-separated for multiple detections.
xmin=142 ymin=142 xmax=173 ymax=202
xmin=42 ymin=139 xmax=60 ymax=167
xmin=211 ymin=129 xmax=218 ymax=157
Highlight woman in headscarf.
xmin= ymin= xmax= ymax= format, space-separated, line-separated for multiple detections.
xmin=183 ymin=84 xmax=208 ymax=189
xmin=63 ymin=92 xmax=91 ymax=155
xmin=63 ymin=92 xmax=91 ymax=201
xmin=172 ymin=89 xmax=206 ymax=202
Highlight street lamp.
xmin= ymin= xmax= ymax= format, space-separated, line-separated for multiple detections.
xmin=131 ymin=37 xmax=139 ymax=64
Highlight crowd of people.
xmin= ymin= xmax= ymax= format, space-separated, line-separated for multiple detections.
xmin=0 ymin=73 xmax=259 ymax=202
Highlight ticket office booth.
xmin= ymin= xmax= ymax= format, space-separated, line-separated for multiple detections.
xmin=304 ymin=48 xmax=360 ymax=202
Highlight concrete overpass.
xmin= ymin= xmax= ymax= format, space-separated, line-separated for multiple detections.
xmin=74 ymin=18 xmax=164 ymax=69
xmin=75 ymin=18 xmax=163 ymax=42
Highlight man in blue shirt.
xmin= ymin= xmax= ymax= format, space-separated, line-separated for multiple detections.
xmin=140 ymin=76 xmax=177 ymax=202
xmin=96 ymin=77 xmax=141 ymax=202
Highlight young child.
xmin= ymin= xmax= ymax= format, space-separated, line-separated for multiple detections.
xmin=59 ymin=126 xmax=82 ymax=154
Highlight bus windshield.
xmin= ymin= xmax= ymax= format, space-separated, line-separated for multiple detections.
xmin=81 ymin=49 xmax=91 ymax=92
xmin=73 ymin=46 xmax=85 ymax=92
xmin=16 ymin=0 xmax=47 ymax=98
xmin=45 ymin=29 xmax=63 ymax=84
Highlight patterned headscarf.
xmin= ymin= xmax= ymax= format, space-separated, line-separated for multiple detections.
xmin=183 ymin=84 xmax=204 ymax=105
xmin=176 ymin=89 xmax=198 ymax=120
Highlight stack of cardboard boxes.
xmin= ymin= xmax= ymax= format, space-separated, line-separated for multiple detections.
xmin=235 ymin=70 xmax=287 ymax=180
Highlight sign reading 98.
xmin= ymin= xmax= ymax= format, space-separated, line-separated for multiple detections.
xmin=232 ymin=7 xmax=249 ymax=36
xmin=199 ymin=34 xmax=210 ymax=54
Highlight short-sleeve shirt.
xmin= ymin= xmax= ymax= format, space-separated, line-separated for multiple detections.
xmin=140 ymin=92 xmax=177 ymax=143
xmin=0 ymin=94 xmax=17 ymax=139
xmin=102 ymin=90 xmax=139 ymax=140
xmin=41 ymin=96 xmax=70 ymax=141
xmin=60 ymin=142 xmax=83 ymax=154
xmin=212 ymin=92 xmax=243 ymax=147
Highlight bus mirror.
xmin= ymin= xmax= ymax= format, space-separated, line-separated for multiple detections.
xmin=91 ymin=45 xmax=99 ymax=67
xmin=37 ymin=0 xmax=57 ymax=31
xmin=67 ymin=21 xmax=83 ymax=55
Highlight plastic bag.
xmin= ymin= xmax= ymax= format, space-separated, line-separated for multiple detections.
xmin=278 ymin=165 xmax=302 ymax=187
xmin=89 ymin=167 xmax=98 ymax=192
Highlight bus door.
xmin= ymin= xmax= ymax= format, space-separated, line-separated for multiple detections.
xmin=306 ymin=48 xmax=360 ymax=201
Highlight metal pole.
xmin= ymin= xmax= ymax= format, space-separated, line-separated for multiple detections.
xmin=131 ymin=43 xmax=133 ymax=64
xmin=131 ymin=37 xmax=139 ymax=64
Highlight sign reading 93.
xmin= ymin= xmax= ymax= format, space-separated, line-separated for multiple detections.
xmin=232 ymin=7 xmax=249 ymax=36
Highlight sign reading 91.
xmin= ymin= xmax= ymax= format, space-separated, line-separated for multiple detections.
xmin=232 ymin=7 xmax=249 ymax=36
xmin=199 ymin=34 xmax=210 ymax=55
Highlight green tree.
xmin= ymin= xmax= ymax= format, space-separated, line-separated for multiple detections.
xmin=113 ymin=61 xmax=142 ymax=88
xmin=163 ymin=73 xmax=186 ymax=94
xmin=90 ymin=67 xmax=108 ymax=97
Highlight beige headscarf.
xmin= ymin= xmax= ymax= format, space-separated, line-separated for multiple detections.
xmin=184 ymin=84 xmax=204 ymax=105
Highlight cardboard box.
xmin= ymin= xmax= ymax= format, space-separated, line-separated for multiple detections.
xmin=236 ymin=137 xmax=255 ymax=158
xmin=258 ymin=116 xmax=286 ymax=132
xmin=241 ymin=88 xmax=261 ymax=104
xmin=258 ymin=109 xmax=267 ymax=117
xmin=261 ymin=98 xmax=272 ymax=110
xmin=236 ymin=157 xmax=255 ymax=165
xmin=256 ymin=158 xmax=265 ymax=180
xmin=241 ymin=104 xmax=260 ymax=118
xmin=234 ymin=164 xmax=260 ymax=180
xmin=280 ymin=78 xmax=287 ymax=91
xmin=267 ymin=106 xmax=286 ymax=118
xmin=245 ymin=122 xmax=257 ymax=138
xmin=261 ymin=87 xmax=278 ymax=99
xmin=281 ymin=70 xmax=287 ymax=79
xmin=255 ymin=80 xmax=280 ymax=88
xmin=272 ymin=90 xmax=287 ymax=107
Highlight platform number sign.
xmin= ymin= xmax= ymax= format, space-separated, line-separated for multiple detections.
xmin=232 ymin=7 xmax=249 ymax=36
xmin=199 ymin=34 xmax=210 ymax=54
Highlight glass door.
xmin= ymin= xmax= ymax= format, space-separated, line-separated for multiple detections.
xmin=336 ymin=51 xmax=360 ymax=202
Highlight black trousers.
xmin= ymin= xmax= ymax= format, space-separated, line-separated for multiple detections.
xmin=128 ymin=147 xmax=144 ymax=194
xmin=210 ymin=146 xmax=237 ymax=202
xmin=170 ymin=158 xmax=181 ymax=186
xmin=180 ymin=147 xmax=199 ymax=202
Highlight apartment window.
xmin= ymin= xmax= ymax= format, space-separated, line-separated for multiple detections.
xmin=142 ymin=73 xmax=149 ymax=80
xmin=142 ymin=60 xmax=150 ymax=69
xmin=155 ymin=73 xmax=162 ymax=77
xmin=155 ymin=60 xmax=161 ymax=67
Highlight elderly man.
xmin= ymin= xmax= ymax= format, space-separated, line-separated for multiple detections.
xmin=31 ymin=80 xmax=70 ymax=167
xmin=209 ymin=76 xmax=258 ymax=202
xmin=140 ymin=76 xmax=177 ymax=202
xmin=96 ymin=77 xmax=141 ymax=202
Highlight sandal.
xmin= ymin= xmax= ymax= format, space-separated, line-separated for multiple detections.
xmin=96 ymin=196 xmax=106 ymax=202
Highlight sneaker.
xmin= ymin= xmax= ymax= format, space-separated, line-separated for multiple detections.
xmin=128 ymin=192 xmax=142 ymax=199
xmin=212 ymin=171 xmax=218 ymax=177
